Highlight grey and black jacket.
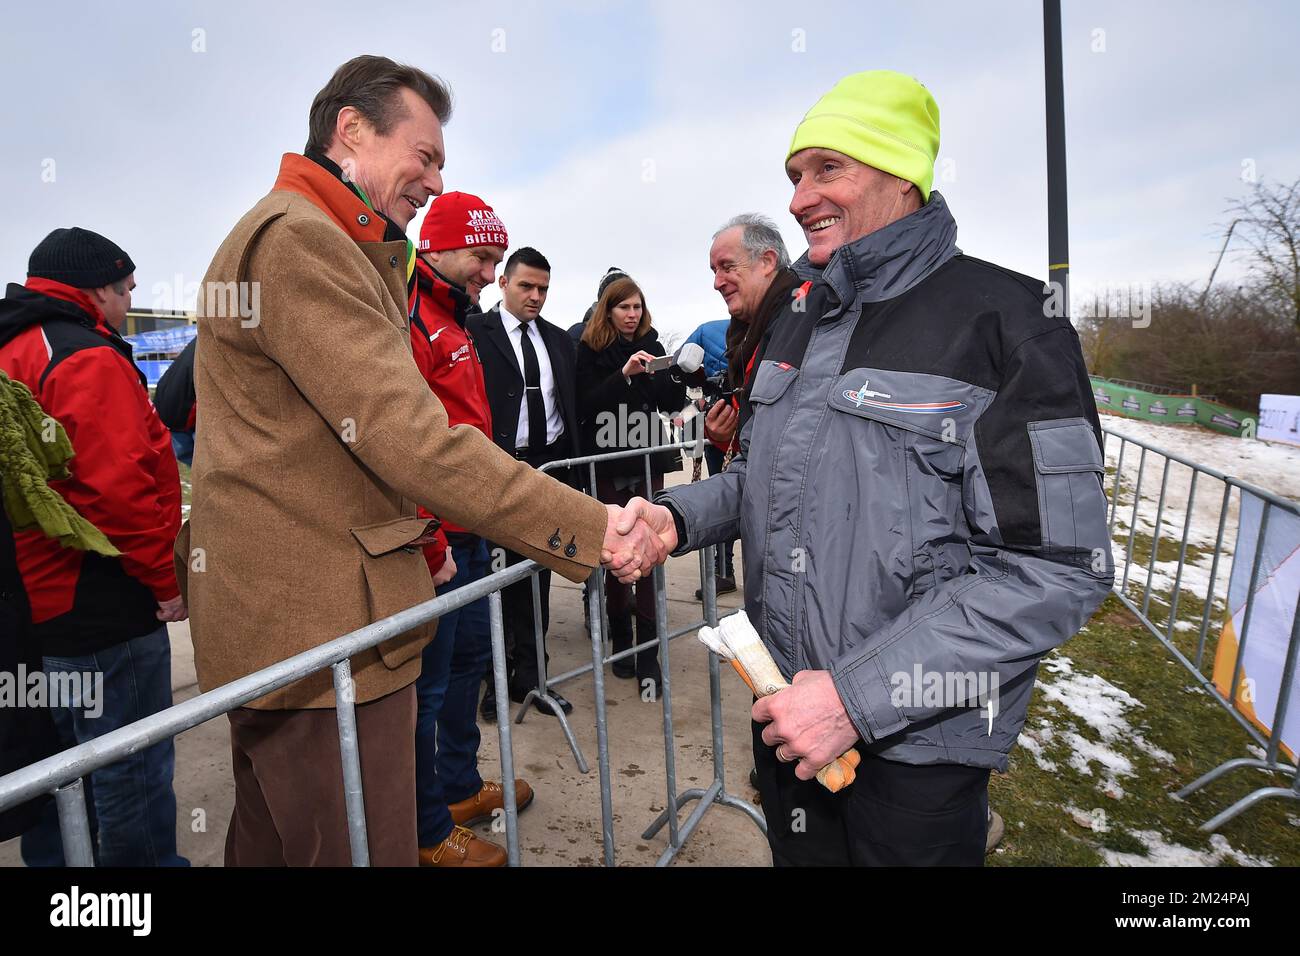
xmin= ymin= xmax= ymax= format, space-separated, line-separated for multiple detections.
xmin=658 ymin=192 xmax=1114 ymax=771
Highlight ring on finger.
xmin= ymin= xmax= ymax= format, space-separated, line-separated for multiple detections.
xmin=776 ymin=744 xmax=795 ymax=763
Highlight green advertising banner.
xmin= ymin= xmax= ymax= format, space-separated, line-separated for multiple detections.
xmin=1089 ymin=378 xmax=1257 ymax=437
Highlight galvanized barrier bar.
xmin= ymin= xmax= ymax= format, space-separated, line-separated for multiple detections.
xmin=1229 ymin=498 xmax=1272 ymax=704
xmin=488 ymin=590 xmax=521 ymax=866
xmin=513 ymin=572 xmax=588 ymax=773
xmin=1120 ymin=446 xmax=1148 ymax=593
xmin=1267 ymin=600 xmax=1300 ymax=765
xmin=1166 ymin=468 xmax=1199 ymax=641
xmin=653 ymin=560 xmax=681 ymax=851
xmin=331 ymin=659 xmax=369 ymax=867
xmin=0 ymin=439 xmax=770 ymax=868
xmin=54 ymin=779 xmax=94 ymax=868
xmin=1107 ymin=437 xmax=1127 ymax=538
xmin=1141 ymin=460 xmax=1171 ymax=618
xmin=0 ymin=558 xmax=540 ymax=817
xmin=1103 ymin=425 xmax=1300 ymax=831
xmin=1195 ymin=483 xmax=1235 ymax=671
xmin=585 ymin=562 xmax=616 ymax=868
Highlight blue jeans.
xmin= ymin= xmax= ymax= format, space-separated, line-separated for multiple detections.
xmin=170 ymin=431 xmax=194 ymax=467
xmin=415 ymin=538 xmax=493 ymax=847
xmin=20 ymin=625 xmax=189 ymax=867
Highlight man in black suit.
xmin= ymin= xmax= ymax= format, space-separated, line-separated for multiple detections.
xmin=469 ymin=247 xmax=583 ymax=717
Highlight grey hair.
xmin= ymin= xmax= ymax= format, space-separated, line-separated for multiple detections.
xmin=712 ymin=213 xmax=791 ymax=270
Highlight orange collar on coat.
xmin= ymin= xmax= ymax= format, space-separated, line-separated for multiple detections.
xmin=271 ymin=153 xmax=387 ymax=244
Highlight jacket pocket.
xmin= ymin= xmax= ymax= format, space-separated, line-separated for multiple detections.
xmin=747 ymin=360 xmax=798 ymax=406
xmin=350 ymin=517 xmax=439 ymax=669
xmin=350 ymin=516 xmax=441 ymax=556
xmin=1027 ymin=418 xmax=1109 ymax=564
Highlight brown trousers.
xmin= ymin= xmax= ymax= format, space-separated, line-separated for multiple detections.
xmin=224 ymin=684 xmax=417 ymax=866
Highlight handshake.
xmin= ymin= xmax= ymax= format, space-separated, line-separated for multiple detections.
xmin=599 ymin=497 xmax=679 ymax=584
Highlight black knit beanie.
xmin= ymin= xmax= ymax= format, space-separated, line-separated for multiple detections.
xmin=28 ymin=227 xmax=136 ymax=289
xmin=596 ymin=265 xmax=628 ymax=298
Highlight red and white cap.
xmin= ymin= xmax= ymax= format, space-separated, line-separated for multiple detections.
xmin=418 ymin=192 xmax=509 ymax=253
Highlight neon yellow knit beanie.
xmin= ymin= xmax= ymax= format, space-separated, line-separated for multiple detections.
xmin=787 ymin=70 xmax=941 ymax=201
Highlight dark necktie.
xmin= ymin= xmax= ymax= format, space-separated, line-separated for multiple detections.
xmin=518 ymin=322 xmax=547 ymax=455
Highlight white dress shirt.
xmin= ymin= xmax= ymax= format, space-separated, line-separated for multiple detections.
xmin=500 ymin=305 xmax=565 ymax=449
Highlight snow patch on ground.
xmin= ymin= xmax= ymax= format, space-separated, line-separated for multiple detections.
xmin=1016 ymin=731 xmax=1058 ymax=773
xmin=1102 ymin=417 xmax=1300 ymax=505
xmin=1034 ymin=654 xmax=1173 ymax=796
xmin=1102 ymin=830 xmax=1273 ymax=867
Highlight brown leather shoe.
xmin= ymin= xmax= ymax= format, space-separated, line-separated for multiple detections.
xmin=419 ymin=826 xmax=506 ymax=867
xmin=448 ymin=779 xmax=535 ymax=828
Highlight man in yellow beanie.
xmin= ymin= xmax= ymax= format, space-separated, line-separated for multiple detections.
xmin=626 ymin=70 xmax=1112 ymax=865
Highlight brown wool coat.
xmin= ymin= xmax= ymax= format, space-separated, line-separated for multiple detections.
xmin=180 ymin=153 xmax=608 ymax=709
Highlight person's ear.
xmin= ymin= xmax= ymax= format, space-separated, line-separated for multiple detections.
xmin=336 ymin=106 xmax=365 ymax=149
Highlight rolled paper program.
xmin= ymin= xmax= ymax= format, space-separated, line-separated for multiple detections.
xmin=698 ymin=610 xmax=861 ymax=792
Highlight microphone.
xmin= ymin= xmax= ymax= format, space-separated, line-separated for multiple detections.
xmin=644 ymin=342 xmax=705 ymax=375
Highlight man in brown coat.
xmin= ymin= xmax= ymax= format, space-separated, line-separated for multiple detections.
xmin=184 ymin=55 xmax=663 ymax=866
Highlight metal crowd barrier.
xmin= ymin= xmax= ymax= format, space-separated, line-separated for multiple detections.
xmin=1101 ymin=426 xmax=1300 ymax=831
xmin=531 ymin=442 xmax=765 ymax=865
xmin=0 ymin=439 xmax=765 ymax=867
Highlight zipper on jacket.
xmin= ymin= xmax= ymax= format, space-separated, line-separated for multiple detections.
xmin=785 ymin=306 xmax=864 ymax=676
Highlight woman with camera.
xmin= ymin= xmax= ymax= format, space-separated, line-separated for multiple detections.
xmin=575 ymin=276 xmax=686 ymax=694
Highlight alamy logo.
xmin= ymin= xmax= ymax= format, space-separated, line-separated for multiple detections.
xmin=0 ymin=665 xmax=101 ymax=718
xmin=842 ymin=378 xmax=967 ymax=415
xmin=890 ymin=665 xmax=1001 ymax=735
xmin=49 ymin=886 xmax=151 ymax=936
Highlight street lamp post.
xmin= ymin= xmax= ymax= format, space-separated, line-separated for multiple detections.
xmin=1044 ymin=0 xmax=1070 ymax=319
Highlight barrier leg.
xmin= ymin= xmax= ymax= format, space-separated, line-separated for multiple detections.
xmin=653 ymin=562 xmax=681 ymax=852
xmin=488 ymin=591 xmax=521 ymax=866
xmin=644 ymin=545 xmax=767 ymax=861
xmin=332 ymin=659 xmax=369 ymax=867
xmin=55 ymin=777 xmax=95 ymax=867
xmin=515 ymin=572 xmax=589 ymax=773
xmin=587 ymin=566 xmax=616 ymax=866
xmin=1199 ymin=774 xmax=1300 ymax=833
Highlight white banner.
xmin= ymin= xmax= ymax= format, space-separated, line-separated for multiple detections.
xmin=1259 ymin=393 xmax=1300 ymax=446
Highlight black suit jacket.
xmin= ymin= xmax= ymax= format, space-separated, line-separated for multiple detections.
xmin=468 ymin=305 xmax=583 ymax=461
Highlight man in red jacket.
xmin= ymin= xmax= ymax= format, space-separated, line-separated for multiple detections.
xmin=410 ymin=193 xmax=531 ymax=867
xmin=0 ymin=227 xmax=188 ymax=866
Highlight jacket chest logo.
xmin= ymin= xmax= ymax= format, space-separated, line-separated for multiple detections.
xmin=842 ymin=377 xmax=967 ymax=414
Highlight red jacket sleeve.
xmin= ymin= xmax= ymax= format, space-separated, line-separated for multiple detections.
xmin=420 ymin=519 xmax=449 ymax=577
xmin=41 ymin=348 xmax=182 ymax=603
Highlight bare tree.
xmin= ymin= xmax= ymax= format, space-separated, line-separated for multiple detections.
xmin=1228 ymin=178 xmax=1300 ymax=329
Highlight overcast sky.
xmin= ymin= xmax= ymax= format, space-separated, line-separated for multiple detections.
xmin=3 ymin=0 xmax=1298 ymax=342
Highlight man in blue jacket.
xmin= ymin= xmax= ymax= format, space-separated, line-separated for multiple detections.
xmin=622 ymin=70 xmax=1113 ymax=866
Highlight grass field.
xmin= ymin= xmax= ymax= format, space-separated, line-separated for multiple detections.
xmin=989 ymin=594 xmax=1298 ymax=866
xmin=989 ymin=432 xmax=1300 ymax=866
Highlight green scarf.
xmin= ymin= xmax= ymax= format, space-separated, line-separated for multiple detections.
xmin=0 ymin=371 xmax=120 ymax=556
xmin=346 ymin=180 xmax=417 ymax=291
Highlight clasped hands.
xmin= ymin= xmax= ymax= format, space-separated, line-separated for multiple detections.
xmin=600 ymin=497 xmax=678 ymax=584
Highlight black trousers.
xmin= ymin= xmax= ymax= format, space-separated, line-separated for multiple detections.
xmin=751 ymin=720 xmax=990 ymax=866
xmin=501 ymin=554 xmax=552 ymax=691
xmin=498 ymin=438 xmax=571 ymax=693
